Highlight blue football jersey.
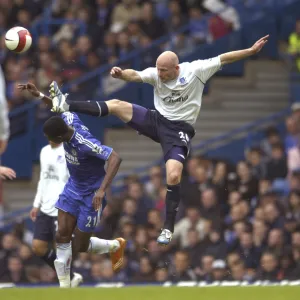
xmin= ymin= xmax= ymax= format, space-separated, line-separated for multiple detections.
xmin=61 ymin=112 xmax=113 ymax=195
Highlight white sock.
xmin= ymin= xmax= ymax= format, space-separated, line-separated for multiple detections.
xmin=62 ymin=97 xmax=70 ymax=111
xmin=54 ymin=242 xmax=72 ymax=288
xmin=88 ymin=237 xmax=120 ymax=254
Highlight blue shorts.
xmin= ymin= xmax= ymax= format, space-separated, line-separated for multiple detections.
xmin=55 ymin=187 xmax=107 ymax=233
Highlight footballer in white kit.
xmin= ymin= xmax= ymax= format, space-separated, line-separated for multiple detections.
xmin=30 ymin=141 xmax=82 ymax=286
xmin=49 ymin=35 xmax=269 ymax=245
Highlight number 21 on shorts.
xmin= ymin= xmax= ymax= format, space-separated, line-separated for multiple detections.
xmin=86 ymin=216 xmax=98 ymax=228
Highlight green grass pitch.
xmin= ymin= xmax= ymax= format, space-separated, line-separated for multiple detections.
xmin=1 ymin=286 xmax=300 ymax=300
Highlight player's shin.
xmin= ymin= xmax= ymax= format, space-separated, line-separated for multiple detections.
xmin=68 ymin=101 xmax=108 ymax=117
xmin=54 ymin=242 xmax=72 ymax=288
xmin=87 ymin=237 xmax=119 ymax=254
xmin=164 ymin=184 xmax=181 ymax=232
xmin=41 ymin=248 xmax=56 ymax=270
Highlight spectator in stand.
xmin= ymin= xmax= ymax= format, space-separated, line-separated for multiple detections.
xmin=188 ymin=6 xmax=208 ymax=44
xmin=285 ymin=190 xmax=300 ymax=231
xmin=145 ymin=165 xmax=164 ymax=201
xmin=173 ymin=206 xmax=208 ymax=248
xmin=256 ymin=252 xmax=280 ymax=281
xmin=111 ymin=0 xmax=141 ymax=33
xmin=117 ymin=31 xmax=134 ymax=59
xmin=236 ymin=161 xmax=258 ymax=202
xmin=247 ymin=147 xmax=267 ymax=180
xmin=288 ymin=19 xmax=300 ymax=71
xmin=169 ymin=251 xmax=197 ymax=282
xmin=285 ymin=115 xmax=299 ymax=151
xmin=261 ymin=127 xmax=282 ymax=157
xmin=266 ymin=143 xmax=288 ymax=181
xmin=200 ymin=188 xmax=222 ymax=229
xmin=210 ymin=259 xmax=229 ymax=281
xmin=264 ymin=203 xmax=285 ymax=230
xmin=95 ymin=0 xmax=113 ymax=31
xmin=208 ymin=15 xmax=231 ymax=41
xmin=139 ymin=2 xmax=167 ymax=40
xmin=211 ymin=161 xmax=229 ymax=203
xmin=0 ymin=256 xmax=29 ymax=283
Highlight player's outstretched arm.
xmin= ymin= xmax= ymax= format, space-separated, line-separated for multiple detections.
xmin=93 ymin=150 xmax=122 ymax=211
xmin=17 ymin=83 xmax=53 ymax=108
xmin=110 ymin=66 xmax=143 ymax=83
xmin=220 ymin=35 xmax=269 ymax=65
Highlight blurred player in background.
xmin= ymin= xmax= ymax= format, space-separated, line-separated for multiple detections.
xmin=0 ymin=66 xmax=9 ymax=155
xmin=30 ymin=141 xmax=83 ymax=287
xmin=50 ymin=35 xmax=269 ymax=245
xmin=18 ymin=82 xmax=125 ymax=288
xmin=0 ymin=65 xmax=14 ymax=219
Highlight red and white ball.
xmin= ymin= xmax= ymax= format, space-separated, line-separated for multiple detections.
xmin=5 ymin=27 xmax=32 ymax=53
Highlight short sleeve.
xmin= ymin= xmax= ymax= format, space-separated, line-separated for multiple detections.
xmin=61 ymin=112 xmax=83 ymax=127
xmin=75 ymin=132 xmax=113 ymax=161
xmin=136 ymin=67 xmax=157 ymax=86
xmin=191 ymin=56 xmax=221 ymax=84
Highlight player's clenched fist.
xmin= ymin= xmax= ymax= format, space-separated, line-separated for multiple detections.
xmin=110 ymin=67 xmax=123 ymax=78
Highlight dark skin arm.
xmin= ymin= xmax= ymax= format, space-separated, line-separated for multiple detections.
xmin=18 ymin=83 xmax=53 ymax=108
xmin=18 ymin=82 xmax=122 ymax=211
xmin=93 ymin=150 xmax=122 ymax=211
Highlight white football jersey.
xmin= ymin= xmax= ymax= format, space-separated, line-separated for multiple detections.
xmin=137 ymin=56 xmax=221 ymax=125
xmin=33 ymin=144 xmax=69 ymax=217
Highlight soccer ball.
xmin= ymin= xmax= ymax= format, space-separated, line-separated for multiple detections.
xmin=5 ymin=27 xmax=32 ymax=53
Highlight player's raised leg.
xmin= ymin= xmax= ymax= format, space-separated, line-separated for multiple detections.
xmin=54 ymin=209 xmax=77 ymax=288
xmin=73 ymin=228 xmax=126 ymax=272
xmin=49 ymin=81 xmax=133 ymax=123
xmin=157 ymin=147 xmax=185 ymax=245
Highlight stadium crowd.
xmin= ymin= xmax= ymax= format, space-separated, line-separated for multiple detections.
xmin=0 ymin=0 xmax=237 ymax=111
xmin=1 ymin=0 xmax=300 ymax=286
xmin=1 ymin=103 xmax=300 ymax=284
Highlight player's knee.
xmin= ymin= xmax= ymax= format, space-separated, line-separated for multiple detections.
xmin=107 ymin=99 xmax=123 ymax=111
xmin=167 ymin=170 xmax=181 ymax=185
xmin=32 ymin=241 xmax=48 ymax=257
xmin=107 ymin=99 xmax=132 ymax=120
xmin=55 ymin=230 xmax=71 ymax=244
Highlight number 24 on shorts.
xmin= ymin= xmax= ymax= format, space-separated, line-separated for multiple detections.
xmin=178 ymin=131 xmax=189 ymax=144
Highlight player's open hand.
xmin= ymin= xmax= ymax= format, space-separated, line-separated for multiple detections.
xmin=250 ymin=35 xmax=269 ymax=54
xmin=93 ymin=189 xmax=105 ymax=211
xmin=17 ymin=82 xmax=40 ymax=98
xmin=110 ymin=67 xmax=123 ymax=79
xmin=30 ymin=207 xmax=39 ymax=222
xmin=0 ymin=166 xmax=16 ymax=180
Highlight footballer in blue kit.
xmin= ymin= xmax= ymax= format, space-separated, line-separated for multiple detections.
xmin=18 ymin=82 xmax=127 ymax=288
xmin=56 ymin=111 xmax=113 ymax=232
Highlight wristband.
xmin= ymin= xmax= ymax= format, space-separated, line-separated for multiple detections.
xmin=37 ymin=92 xmax=44 ymax=100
